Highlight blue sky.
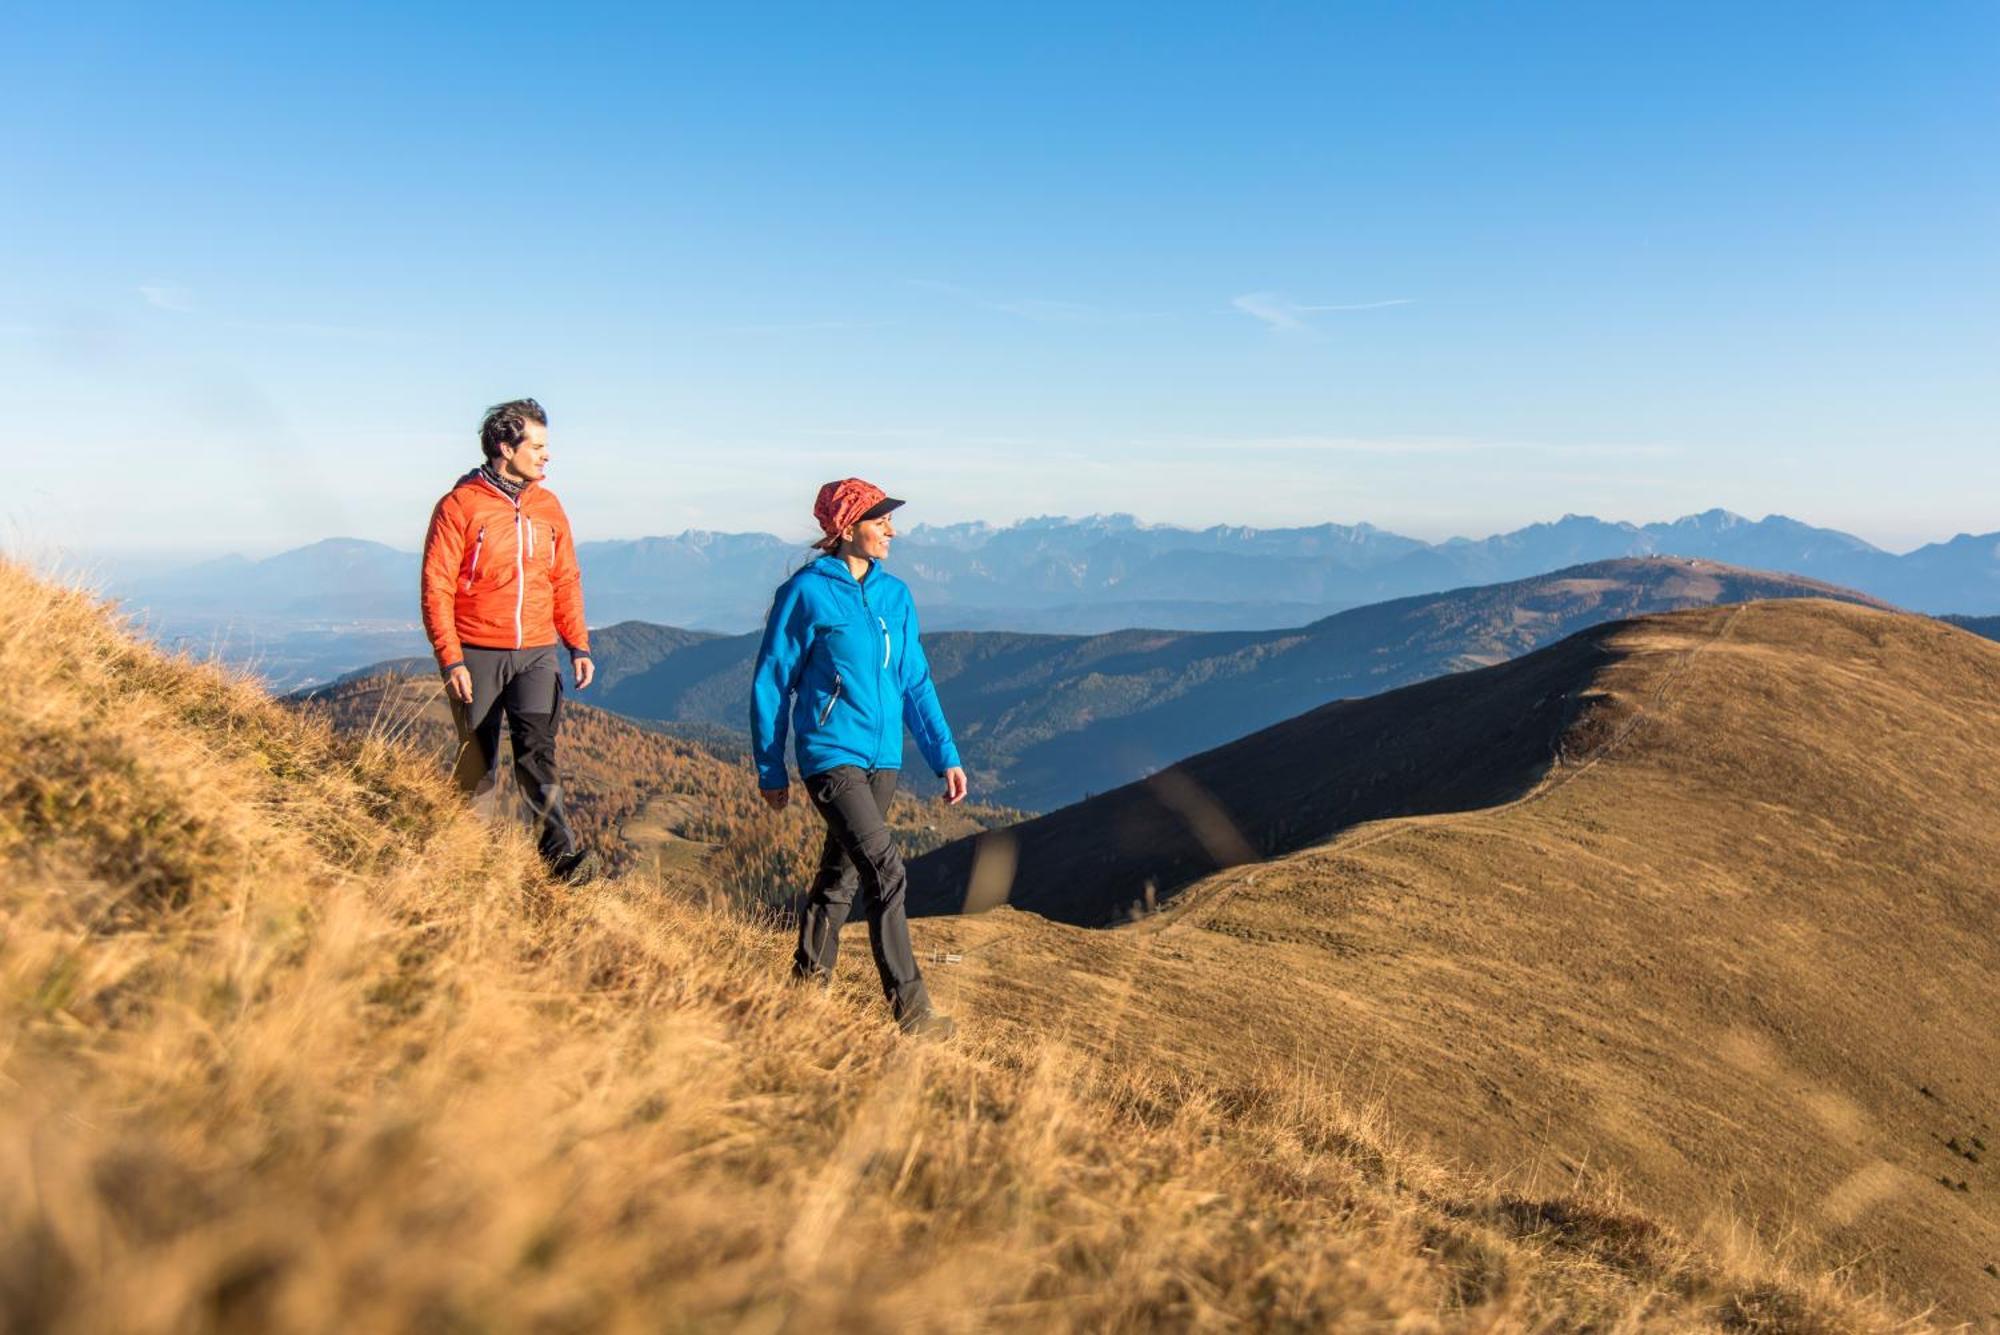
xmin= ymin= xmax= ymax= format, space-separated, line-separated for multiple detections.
xmin=5 ymin=2 xmax=1996 ymax=559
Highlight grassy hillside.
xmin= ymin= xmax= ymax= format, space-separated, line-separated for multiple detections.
xmin=912 ymin=600 xmax=2000 ymax=1322
xmin=0 ymin=560 xmax=1925 ymax=1330
xmin=295 ymin=671 xmax=1016 ymax=904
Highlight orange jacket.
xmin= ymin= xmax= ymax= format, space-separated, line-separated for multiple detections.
xmin=421 ymin=468 xmax=590 ymax=670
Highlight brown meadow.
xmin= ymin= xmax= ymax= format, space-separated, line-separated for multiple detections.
xmin=0 ymin=560 xmax=1946 ymax=1330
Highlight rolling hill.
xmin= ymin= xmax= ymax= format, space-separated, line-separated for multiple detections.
xmin=906 ymin=599 xmax=2000 ymax=1320
xmin=2 ymin=559 xmax=1925 ymax=1330
xmin=542 ymin=558 xmax=1890 ymax=811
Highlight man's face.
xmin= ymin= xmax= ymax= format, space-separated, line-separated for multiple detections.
xmin=497 ymin=421 xmax=550 ymax=484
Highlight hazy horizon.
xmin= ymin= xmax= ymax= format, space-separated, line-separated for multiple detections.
xmin=42 ymin=502 xmax=1994 ymax=572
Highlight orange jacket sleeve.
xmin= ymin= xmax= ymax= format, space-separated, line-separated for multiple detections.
xmin=421 ymin=494 xmax=468 ymax=670
xmin=550 ymin=497 xmax=590 ymax=655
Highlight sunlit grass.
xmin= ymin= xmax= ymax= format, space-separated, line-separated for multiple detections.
xmin=0 ymin=560 xmax=1918 ymax=1332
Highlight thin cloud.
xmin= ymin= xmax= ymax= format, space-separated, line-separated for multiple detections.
xmin=138 ymin=282 xmax=195 ymax=313
xmin=135 ymin=283 xmax=398 ymax=337
xmin=1298 ymin=299 xmax=1413 ymax=312
xmin=989 ymin=297 xmax=1103 ymax=323
xmin=1199 ymin=434 xmax=1678 ymax=459
xmin=766 ymin=427 xmax=1674 ymax=462
xmin=224 ymin=319 xmax=406 ymax=340
xmin=1231 ymin=292 xmax=1411 ymax=335
xmin=789 ymin=425 xmax=1051 ymax=451
xmin=726 ymin=319 xmax=890 ymax=336
xmin=909 ymin=279 xmax=1150 ymax=324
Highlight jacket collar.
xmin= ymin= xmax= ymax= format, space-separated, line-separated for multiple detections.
xmin=809 ymin=553 xmax=876 ymax=586
xmin=458 ymin=465 xmax=538 ymax=504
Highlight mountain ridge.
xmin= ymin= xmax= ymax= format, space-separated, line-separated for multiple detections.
xmin=107 ymin=509 xmax=2000 ymax=649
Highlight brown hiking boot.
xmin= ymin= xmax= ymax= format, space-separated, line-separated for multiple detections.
xmin=898 ymin=1004 xmax=957 ymax=1040
xmin=548 ymin=848 xmax=601 ymax=886
xmin=892 ymin=979 xmax=954 ymax=1038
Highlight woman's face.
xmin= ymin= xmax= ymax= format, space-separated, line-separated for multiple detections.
xmin=842 ymin=514 xmax=895 ymax=562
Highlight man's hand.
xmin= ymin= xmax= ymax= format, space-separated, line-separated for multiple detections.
xmin=445 ymin=665 xmax=474 ymax=704
xmin=760 ymin=785 xmax=790 ymax=810
xmin=574 ymin=655 xmax=595 ymax=690
xmin=941 ymin=767 xmax=968 ymax=806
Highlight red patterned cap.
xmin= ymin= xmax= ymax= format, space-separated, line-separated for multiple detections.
xmin=812 ymin=478 xmax=904 ymax=550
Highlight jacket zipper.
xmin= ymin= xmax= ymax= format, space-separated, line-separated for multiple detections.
xmin=858 ymin=579 xmax=891 ymax=761
xmin=818 ymin=673 xmax=844 ymax=726
xmin=512 ymin=512 xmax=525 ymax=647
xmin=470 ymin=474 xmax=529 ymax=648
xmin=464 ymin=527 xmax=485 ymax=591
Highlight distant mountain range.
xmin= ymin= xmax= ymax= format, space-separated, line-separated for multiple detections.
xmin=112 ymin=510 xmax=2000 ymax=656
xmin=335 ymin=557 xmax=1890 ymax=812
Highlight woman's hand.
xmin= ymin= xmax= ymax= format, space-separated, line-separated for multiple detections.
xmin=760 ymin=785 xmax=790 ymax=810
xmin=941 ymin=767 xmax=968 ymax=806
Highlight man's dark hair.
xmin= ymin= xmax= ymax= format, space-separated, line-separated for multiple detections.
xmin=480 ymin=398 xmax=548 ymax=460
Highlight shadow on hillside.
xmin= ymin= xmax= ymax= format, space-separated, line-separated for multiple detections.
xmin=907 ymin=626 xmax=1623 ymax=927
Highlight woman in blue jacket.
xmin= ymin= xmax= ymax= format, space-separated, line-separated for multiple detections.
xmin=751 ymin=477 xmax=966 ymax=1036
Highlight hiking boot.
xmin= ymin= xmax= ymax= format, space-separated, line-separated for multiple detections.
xmin=891 ymin=978 xmax=954 ymax=1038
xmin=897 ymin=1004 xmax=957 ymax=1040
xmin=548 ymin=848 xmax=601 ymax=886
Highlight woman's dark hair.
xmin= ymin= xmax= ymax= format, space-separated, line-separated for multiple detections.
xmin=480 ymin=398 xmax=547 ymax=460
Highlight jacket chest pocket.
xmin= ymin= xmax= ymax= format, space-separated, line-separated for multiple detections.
xmin=518 ymin=514 xmax=561 ymax=569
xmin=815 ymin=671 xmax=845 ymax=726
xmin=470 ymin=519 xmax=531 ymax=589
xmin=461 ymin=526 xmax=488 ymax=592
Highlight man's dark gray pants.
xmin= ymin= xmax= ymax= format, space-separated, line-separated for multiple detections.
xmin=446 ymin=644 xmax=577 ymax=866
xmin=794 ymin=765 xmax=931 ymax=1019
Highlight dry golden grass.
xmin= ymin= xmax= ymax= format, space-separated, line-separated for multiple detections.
xmin=296 ymin=670 xmax=1018 ymax=901
xmin=917 ymin=601 xmax=2000 ymax=1327
xmin=0 ymin=561 xmax=1927 ymax=1331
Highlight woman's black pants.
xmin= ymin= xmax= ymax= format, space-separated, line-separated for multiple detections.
xmin=794 ymin=765 xmax=929 ymax=1019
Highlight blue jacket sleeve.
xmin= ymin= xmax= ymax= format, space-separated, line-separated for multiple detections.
xmin=750 ymin=579 xmax=813 ymax=788
xmin=899 ymin=598 xmax=961 ymax=776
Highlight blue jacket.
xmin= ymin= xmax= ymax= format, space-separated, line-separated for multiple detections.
xmin=750 ymin=556 xmax=961 ymax=788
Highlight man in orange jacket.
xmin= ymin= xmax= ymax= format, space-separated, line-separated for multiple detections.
xmin=421 ymin=398 xmax=597 ymax=880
